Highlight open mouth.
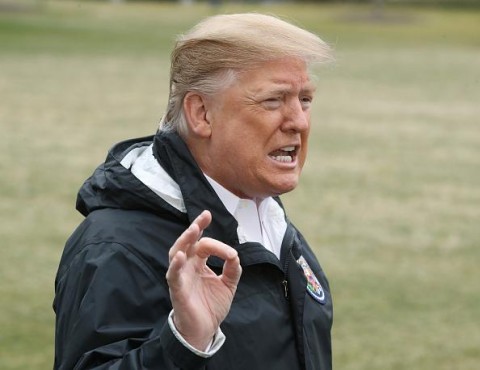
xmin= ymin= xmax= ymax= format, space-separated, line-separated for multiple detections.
xmin=268 ymin=146 xmax=297 ymax=163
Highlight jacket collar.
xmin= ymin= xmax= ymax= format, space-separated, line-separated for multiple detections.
xmin=152 ymin=131 xmax=240 ymax=246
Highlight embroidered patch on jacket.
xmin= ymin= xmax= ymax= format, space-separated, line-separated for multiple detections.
xmin=297 ymin=255 xmax=326 ymax=304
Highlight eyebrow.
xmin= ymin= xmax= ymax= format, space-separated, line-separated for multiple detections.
xmin=254 ymin=82 xmax=317 ymax=97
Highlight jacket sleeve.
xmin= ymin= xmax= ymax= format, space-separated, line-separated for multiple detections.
xmin=54 ymin=242 xmax=210 ymax=370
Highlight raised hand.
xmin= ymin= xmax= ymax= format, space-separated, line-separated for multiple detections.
xmin=166 ymin=210 xmax=242 ymax=351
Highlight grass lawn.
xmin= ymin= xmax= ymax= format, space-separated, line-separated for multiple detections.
xmin=0 ymin=1 xmax=479 ymax=369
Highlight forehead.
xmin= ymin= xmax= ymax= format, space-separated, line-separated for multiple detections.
xmin=237 ymin=58 xmax=315 ymax=92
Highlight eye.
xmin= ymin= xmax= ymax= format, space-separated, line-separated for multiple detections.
xmin=300 ymin=96 xmax=313 ymax=110
xmin=262 ymin=97 xmax=282 ymax=110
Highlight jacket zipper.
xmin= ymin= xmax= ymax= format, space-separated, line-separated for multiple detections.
xmin=281 ymin=229 xmax=296 ymax=300
xmin=282 ymin=278 xmax=289 ymax=299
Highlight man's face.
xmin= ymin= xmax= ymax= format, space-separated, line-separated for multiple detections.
xmin=204 ymin=57 xmax=315 ymax=199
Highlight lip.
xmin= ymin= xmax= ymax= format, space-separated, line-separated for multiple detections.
xmin=269 ymin=142 xmax=301 ymax=154
xmin=268 ymin=156 xmax=298 ymax=168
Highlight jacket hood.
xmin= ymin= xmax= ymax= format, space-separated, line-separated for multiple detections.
xmin=76 ymin=132 xmax=240 ymax=245
xmin=76 ymin=135 xmax=177 ymax=217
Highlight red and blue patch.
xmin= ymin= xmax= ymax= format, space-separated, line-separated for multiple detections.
xmin=297 ymin=255 xmax=326 ymax=304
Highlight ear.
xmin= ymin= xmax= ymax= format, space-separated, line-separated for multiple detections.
xmin=183 ymin=92 xmax=212 ymax=138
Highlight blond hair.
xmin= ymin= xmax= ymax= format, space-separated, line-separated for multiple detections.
xmin=160 ymin=13 xmax=332 ymax=137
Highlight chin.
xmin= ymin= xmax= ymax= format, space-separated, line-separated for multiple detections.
xmin=272 ymin=179 xmax=299 ymax=196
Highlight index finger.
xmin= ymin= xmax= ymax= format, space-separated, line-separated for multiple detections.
xmin=195 ymin=237 xmax=238 ymax=261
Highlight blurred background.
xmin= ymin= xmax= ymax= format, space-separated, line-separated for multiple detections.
xmin=0 ymin=0 xmax=479 ymax=369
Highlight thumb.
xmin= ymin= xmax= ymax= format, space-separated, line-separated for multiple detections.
xmin=221 ymin=254 xmax=242 ymax=291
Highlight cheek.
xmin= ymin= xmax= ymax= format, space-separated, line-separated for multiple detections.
xmin=298 ymin=142 xmax=309 ymax=168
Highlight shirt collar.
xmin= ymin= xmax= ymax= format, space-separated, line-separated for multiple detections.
xmin=203 ymin=174 xmax=272 ymax=215
xmin=204 ymin=174 xmax=242 ymax=217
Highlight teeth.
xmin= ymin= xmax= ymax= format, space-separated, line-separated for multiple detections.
xmin=270 ymin=155 xmax=293 ymax=163
xmin=269 ymin=146 xmax=296 ymax=163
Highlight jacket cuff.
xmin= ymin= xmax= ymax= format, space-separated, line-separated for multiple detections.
xmin=168 ymin=310 xmax=225 ymax=356
xmin=159 ymin=310 xmax=225 ymax=369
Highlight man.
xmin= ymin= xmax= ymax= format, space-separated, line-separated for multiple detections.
xmin=54 ymin=13 xmax=333 ymax=370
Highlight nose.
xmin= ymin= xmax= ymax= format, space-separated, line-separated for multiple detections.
xmin=281 ymin=99 xmax=310 ymax=133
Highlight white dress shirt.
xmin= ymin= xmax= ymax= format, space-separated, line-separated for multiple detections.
xmin=205 ymin=175 xmax=287 ymax=259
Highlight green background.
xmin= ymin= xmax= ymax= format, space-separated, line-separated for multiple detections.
xmin=1 ymin=1 xmax=479 ymax=369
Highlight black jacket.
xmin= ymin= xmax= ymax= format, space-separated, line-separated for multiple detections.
xmin=53 ymin=132 xmax=333 ymax=370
